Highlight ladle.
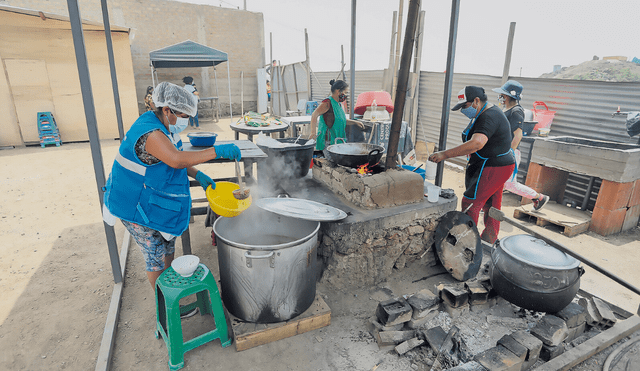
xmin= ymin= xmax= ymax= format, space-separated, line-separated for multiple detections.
xmin=232 ymin=160 xmax=250 ymax=200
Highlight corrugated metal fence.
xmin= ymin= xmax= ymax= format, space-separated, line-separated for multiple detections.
xmin=310 ymin=69 xmax=640 ymax=210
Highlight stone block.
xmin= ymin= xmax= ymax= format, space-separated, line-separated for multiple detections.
xmin=474 ymin=345 xmax=524 ymax=371
xmin=486 ymin=315 xmax=528 ymax=331
xmin=622 ymin=204 xmax=640 ymax=232
xmin=540 ymin=343 xmax=565 ymax=362
xmin=406 ymin=289 xmax=440 ymax=319
xmin=446 ymin=361 xmax=489 ymax=371
xmin=530 ymin=315 xmax=568 ymax=346
xmin=395 ymin=337 xmax=424 ymax=355
xmin=594 ymin=180 xmax=633 ymax=210
xmin=590 ymin=206 xmax=627 ymax=236
xmin=424 ymin=326 xmax=448 ymax=352
xmin=406 ymin=310 xmax=438 ymax=329
xmin=497 ymin=335 xmax=528 ymax=362
xmin=443 ymin=302 xmax=470 ymax=320
xmin=368 ymin=316 xmax=404 ymax=333
xmin=438 ymin=283 xmax=469 ymax=308
xmin=629 ymin=179 xmax=640 ymax=207
xmin=554 ymin=302 xmax=587 ymax=328
xmin=565 ymin=322 xmax=587 ymax=344
xmin=592 ymin=297 xmax=617 ymax=329
xmin=578 ymin=297 xmax=603 ymax=327
xmin=376 ymin=330 xmax=416 ymax=346
xmin=465 ymin=281 xmax=490 ymax=304
xmin=509 ymin=330 xmax=543 ymax=363
xmin=375 ymin=298 xmax=413 ymax=326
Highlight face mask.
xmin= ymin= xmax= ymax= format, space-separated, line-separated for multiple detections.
xmin=498 ymin=96 xmax=505 ymax=105
xmin=167 ymin=109 xmax=189 ymax=134
xmin=338 ymin=94 xmax=347 ymax=102
xmin=460 ymin=104 xmax=477 ymax=119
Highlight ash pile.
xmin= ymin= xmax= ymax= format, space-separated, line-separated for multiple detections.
xmin=367 ymin=274 xmax=620 ymax=370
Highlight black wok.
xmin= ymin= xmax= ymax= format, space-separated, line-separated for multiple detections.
xmin=323 ymin=138 xmax=385 ymax=168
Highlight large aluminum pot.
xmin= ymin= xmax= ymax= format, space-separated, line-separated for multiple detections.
xmin=324 ymin=138 xmax=384 ymax=168
xmin=489 ymin=234 xmax=584 ymax=313
xmin=213 ymin=207 xmax=320 ymax=323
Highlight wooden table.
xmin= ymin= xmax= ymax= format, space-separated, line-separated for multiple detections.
xmin=180 ymin=140 xmax=267 ymax=254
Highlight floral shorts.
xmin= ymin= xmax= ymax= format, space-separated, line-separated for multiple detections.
xmin=121 ymin=220 xmax=176 ymax=271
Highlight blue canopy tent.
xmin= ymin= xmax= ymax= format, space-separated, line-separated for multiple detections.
xmin=149 ymin=40 xmax=233 ymax=119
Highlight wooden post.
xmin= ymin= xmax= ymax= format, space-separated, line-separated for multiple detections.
xmin=409 ymin=10 xmax=425 ymax=145
xmin=391 ymin=0 xmax=404 ymax=102
xmin=385 ymin=0 xmax=421 ymax=170
xmin=305 ymin=28 xmax=311 ymax=101
xmin=383 ymin=11 xmax=397 ymax=93
xmin=501 ymin=22 xmax=516 ymax=85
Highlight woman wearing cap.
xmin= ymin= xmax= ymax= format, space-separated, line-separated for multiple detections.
xmin=428 ymin=86 xmax=515 ymax=244
xmin=308 ymin=79 xmax=365 ymax=152
xmin=103 ymin=82 xmax=241 ymax=289
xmin=493 ymin=80 xmax=549 ymax=210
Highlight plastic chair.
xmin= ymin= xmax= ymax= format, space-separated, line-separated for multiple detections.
xmin=155 ymin=263 xmax=231 ymax=371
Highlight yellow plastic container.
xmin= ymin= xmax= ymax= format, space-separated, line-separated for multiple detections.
xmin=206 ymin=181 xmax=252 ymax=218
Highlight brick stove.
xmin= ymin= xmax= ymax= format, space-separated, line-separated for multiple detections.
xmin=257 ymin=159 xmax=457 ymax=287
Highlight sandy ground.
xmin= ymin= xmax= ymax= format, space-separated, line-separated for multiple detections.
xmin=1 ymin=117 xmax=639 ymax=370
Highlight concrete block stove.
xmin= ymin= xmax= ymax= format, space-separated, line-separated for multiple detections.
xmin=256 ymin=159 xmax=457 ymax=288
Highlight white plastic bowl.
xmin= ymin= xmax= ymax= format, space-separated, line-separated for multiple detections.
xmin=171 ymin=255 xmax=200 ymax=277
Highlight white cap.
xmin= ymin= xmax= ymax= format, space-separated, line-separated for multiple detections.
xmin=152 ymin=82 xmax=198 ymax=117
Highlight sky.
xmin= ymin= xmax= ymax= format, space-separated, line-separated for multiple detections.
xmin=176 ymin=0 xmax=640 ymax=78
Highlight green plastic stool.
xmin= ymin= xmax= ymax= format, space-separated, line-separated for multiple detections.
xmin=155 ymin=263 xmax=231 ymax=371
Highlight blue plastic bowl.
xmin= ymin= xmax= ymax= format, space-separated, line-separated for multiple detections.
xmin=401 ymin=164 xmax=426 ymax=180
xmin=187 ymin=132 xmax=217 ymax=147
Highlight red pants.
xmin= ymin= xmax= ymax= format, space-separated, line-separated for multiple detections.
xmin=461 ymin=164 xmax=515 ymax=244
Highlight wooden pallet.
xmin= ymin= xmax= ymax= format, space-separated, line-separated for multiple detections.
xmin=229 ymin=293 xmax=331 ymax=351
xmin=513 ymin=201 xmax=591 ymax=237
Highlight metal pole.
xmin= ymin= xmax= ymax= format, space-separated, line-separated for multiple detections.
xmin=150 ymin=66 xmax=155 ymax=87
xmin=501 ymin=22 xmax=516 ymax=85
xmin=305 ymin=28 xmax=311 ymax=101
xmin=100 ymin=0 xmax=124 ymax=140
xmin=240 ymin=71 xmax=244 ymax=115
xmin=384 ymin=11 xmax=397 ymax=94
xmin=434 ymin=0 xmax=460 ymax=187
xmin=269 ymin=32 xmax=273 ymax=114
xmin=227 ymin=61 xmax=233 ymax=121
xmin=66 ymin=0 xmax=122 ymax=284
xmin=349 ymin=0 xmax=356 ymax=120
xmin=391 ymin=0 xmax=404 ymax=102
xmin=385 ymin=0 xmax=421 ymax=170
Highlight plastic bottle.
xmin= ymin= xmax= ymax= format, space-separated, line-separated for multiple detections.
xmin=371 ymin=99 xmax=378 ymax=121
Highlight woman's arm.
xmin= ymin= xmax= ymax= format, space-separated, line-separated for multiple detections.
xmin=145 ymin=131 xmax=220 ymax=169
xmin=511 ymin=128 xmax=523 ymax=150
xmin=309 ymin=101 xmax=331 ymax=139
xmin=428 ymin=133 xmax=488 ymax=163
xmin=346 ymin=118 xmax=365 ymax=129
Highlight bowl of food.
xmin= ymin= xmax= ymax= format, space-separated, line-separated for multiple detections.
xmin=187 ymin=132 xmax=217 ymax=147
xmin=171 ymin=255 xmax=200 ymax=277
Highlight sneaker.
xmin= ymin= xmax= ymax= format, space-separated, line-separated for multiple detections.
xmin=180 ymin=307 xmax=199 ymax=319
xmin=533 ymin=195 xmax=549 ymax=211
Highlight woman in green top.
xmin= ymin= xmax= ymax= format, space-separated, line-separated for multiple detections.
xmin=309 ymin=79 xmax=365 ymax=151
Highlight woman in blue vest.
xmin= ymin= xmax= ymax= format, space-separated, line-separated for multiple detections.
xmin=103 ymin=82 xmax=241 ymax=288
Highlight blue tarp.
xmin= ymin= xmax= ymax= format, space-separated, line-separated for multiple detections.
xmin=149 ymin=40 xmax=228 ymax=68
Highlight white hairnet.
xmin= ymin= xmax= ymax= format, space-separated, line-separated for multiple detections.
xmin=152 ymin=81 xmax=198 ymax=117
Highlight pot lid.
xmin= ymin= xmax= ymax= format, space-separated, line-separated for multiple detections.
xmin=500 ymin=234 xmax=580 ymax=270
xmin=254 ymin=197 xmax=347 ymax=221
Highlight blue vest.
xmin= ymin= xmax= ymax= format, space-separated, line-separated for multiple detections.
xmin=103 ymin=111 xmax=191 ymax=236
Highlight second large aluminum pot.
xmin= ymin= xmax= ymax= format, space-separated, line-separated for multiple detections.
xmin=490 ymin=234 xmax=584 ymax=313
xmin=213 ymin=207 xmax=320 ymax=323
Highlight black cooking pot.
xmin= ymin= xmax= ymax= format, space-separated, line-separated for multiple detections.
xmin=257 ymin=138 xmax=314 ymax=181
xmin=323 ymin=138 xmax=385 ymax=168
xmin=489 ymin=234 xmax=584 ymax=313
